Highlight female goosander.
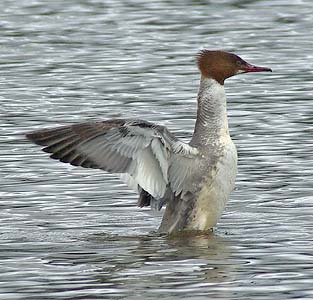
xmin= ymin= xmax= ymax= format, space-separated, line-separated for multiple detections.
xmin=26 ymin=50 xmax=271 ymax=234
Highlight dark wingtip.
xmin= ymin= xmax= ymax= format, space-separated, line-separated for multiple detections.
xmin=25 ymin=132 xmax=32 ymax=140
xmin=25 ymin=131 xmax=41 ymax=145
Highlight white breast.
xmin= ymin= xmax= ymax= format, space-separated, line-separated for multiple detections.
xmin=189 ymin=137 xmax=237 ymax=231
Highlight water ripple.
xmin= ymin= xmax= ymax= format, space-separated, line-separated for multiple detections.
xmin=1 ymin=0 xmax=313 ymax=299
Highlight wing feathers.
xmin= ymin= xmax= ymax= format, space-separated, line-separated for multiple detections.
xmin=26 ymin=119 xmax=199 ymax=200
xmin=27 ymin=128 xmax=73 ymax=146
xmin=43 ymin=135 xmax=80 ymax=154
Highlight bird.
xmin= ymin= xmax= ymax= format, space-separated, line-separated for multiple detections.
xmin=26 ymin=50 xmax=272 ymax=234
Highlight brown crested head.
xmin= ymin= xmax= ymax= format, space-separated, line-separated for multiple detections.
xmin=196 ymin=50 xmax=272 ymax=85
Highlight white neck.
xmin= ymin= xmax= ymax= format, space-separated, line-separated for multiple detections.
xmin=191 ymin=77 xmax=229 ymax=146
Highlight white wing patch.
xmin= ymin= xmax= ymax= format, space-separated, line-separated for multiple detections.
xmin=169 ymin=154 xmax=196 ymax=196
xmin=131 ymin=147 xmax=168 ymax=198
xmin=119 ymin=173 xmax=139 ymax=192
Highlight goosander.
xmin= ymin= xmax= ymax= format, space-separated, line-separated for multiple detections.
xmin=26 ymin=50 xmax=271 ymax=234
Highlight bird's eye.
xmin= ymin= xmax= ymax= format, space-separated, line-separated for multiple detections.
xmin=236 ymin=60 xmax=243 ymax=67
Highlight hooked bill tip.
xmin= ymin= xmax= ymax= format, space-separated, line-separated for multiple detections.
xmin=243 ymin=64 xmax=272 ymax=73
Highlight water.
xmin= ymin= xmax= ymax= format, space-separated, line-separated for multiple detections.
xmin=1 ymin=0 xmax=313 ymax=299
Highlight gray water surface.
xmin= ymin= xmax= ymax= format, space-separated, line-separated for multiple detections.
xmin=1 ymin=0 xmax=313 ymax=299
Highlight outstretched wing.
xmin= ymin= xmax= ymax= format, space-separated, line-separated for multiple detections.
xmin=26 ymin=119 xmax=198 ymax=199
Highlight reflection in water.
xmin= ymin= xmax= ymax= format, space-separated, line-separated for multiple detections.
xmin=1 ymin=0 xmax=313 ymax=299
xmin=45 ymin=232 xmax=236 ymax=299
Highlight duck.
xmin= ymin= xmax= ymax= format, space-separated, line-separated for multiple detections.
xmin=26 ymin=50 xmax=272 ymax=234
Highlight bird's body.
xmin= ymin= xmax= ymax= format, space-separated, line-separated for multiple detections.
xmin=159 ymin=77 xmax=237 ymax=232
xmin=26 ymin=50 xmax=271 ymax=234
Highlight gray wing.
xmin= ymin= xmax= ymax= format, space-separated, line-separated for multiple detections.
xmin=26 ymin=119 xmax=198 ymax=199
